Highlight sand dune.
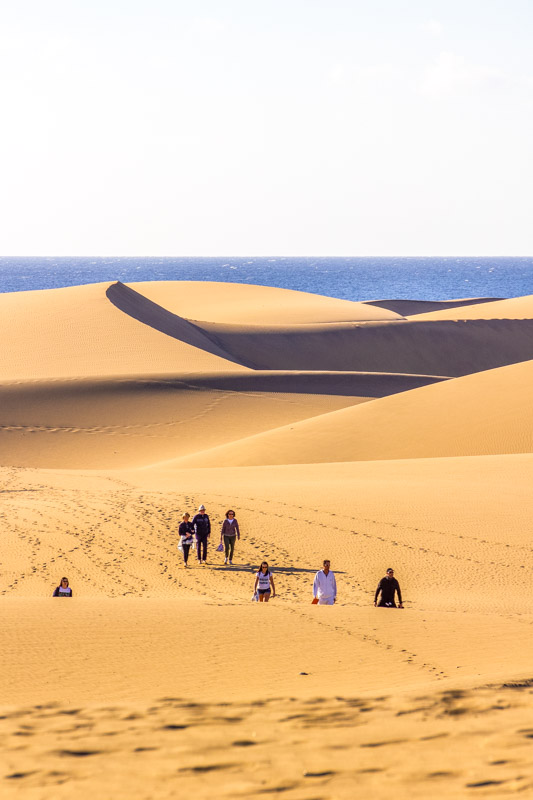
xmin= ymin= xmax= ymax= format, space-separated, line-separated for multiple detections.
xmin=166 ymin=358 xmax=533 ymax=467
xmin=130 ymin=279 xmax=403 ymax=323
xmin=0 ymin=282 xmax=247 ymax=380
xmin=2 ymin=279 xmax=533 ymax=799
xmin=0 ymin=371 xmax=448 ymax=469
xmin=409 ymin=293 xmax=533 ymax=320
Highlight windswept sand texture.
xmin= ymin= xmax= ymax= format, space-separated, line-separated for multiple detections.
xmin=1 ymin=280 xmax=533 ymax=799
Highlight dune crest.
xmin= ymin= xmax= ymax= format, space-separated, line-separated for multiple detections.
xmin=0 ymin=281 xmax=246 ymax=380
xmin=130 ymin=279 xmax=403 ymax=323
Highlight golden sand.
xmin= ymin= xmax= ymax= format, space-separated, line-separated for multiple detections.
xmin=1 ymin=281 xmax=533 ymax=799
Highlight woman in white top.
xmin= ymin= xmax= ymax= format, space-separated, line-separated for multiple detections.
xmin=254 ymin=561 xmax=275 ymax=602
xmin=53 ymin=577 xmax=73 ymax=597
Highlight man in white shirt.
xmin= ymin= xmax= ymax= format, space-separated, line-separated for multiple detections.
xmin=313 ymin=560 xmax=337 ymax=605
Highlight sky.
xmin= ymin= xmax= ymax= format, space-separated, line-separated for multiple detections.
xmin=0 ymin=0 xmax=532 ymax=255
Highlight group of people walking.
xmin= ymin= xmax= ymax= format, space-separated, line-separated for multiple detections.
xmin=52 ymin=502 xmax=404 ymax=608
xmin=178 ymin=504 xmax=240 ymax=566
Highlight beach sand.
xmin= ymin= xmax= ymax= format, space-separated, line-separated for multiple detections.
xmin=1 ymin=281 xmax=533 ymax=799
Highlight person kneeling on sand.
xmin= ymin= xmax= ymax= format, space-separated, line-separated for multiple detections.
xmin=374 ymin=568 xmax=403 ymax=608
xmin=53 ymin=577 xmax=73 ymax=597
xmin=312 ymin=559 xmax=337 ymax=605
xmin=254 ymin=562 xmax=275 ymax=602
xmin=220 ymin=509 xmax=240 ymax=565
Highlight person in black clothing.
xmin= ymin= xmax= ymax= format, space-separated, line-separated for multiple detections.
xmin=192 ymin=504 xmax=211 ymax=564
xmin=179 ymin=512 xmax=195 ymax=567
xmin=374 ymin=568 xmax=403 ymax=608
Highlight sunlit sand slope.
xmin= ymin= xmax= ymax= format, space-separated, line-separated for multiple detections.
xmin=173 ymin=358 xmax=533 ymax=466
xmin=1 ymin=453 xmax=532 ymax=667
xmin=410 ymin=293 xmax=533 ymax=320
xmin=2 ymin=449 xmax=533 ymax=797
xmin=130 ymin=280 xmax=403 ymax=323
xmin=2 ymin=685 xmax=533 ymax=800
xmin=0 ymin=281 xmax=247 ymax=380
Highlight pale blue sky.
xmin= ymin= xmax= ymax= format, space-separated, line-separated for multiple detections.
xmin=0 ymin=0 xmax=531 ymax=254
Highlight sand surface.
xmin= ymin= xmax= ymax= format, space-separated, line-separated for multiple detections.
xmin=1 ymin=280 xmax=533 ymax=799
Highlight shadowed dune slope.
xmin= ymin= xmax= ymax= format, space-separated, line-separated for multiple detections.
xmin=364 ymin=297 xmax=500 ymax=316
xmin=170 ymin=358 xmax=533 ymax=467
xmin=0 ymin=371 xmax=446 ymax=469
xmin=0 ymin=281 xmax=247 ymax=380
xmin=129 ymin=280 xmax=403 ymax=323
xmin=192 ymin=317 xmax=533 ymax=375
xmin=105 ymin=281 xmax=244 ymax=365
xmin=410 ymin=293 xmax=533 ymax=321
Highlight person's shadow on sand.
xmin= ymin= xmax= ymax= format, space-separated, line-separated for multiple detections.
xmin=211 ymin=564 xmax=345 ymax=575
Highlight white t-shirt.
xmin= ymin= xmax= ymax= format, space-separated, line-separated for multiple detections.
xmin=256 ymin=570 xmax=272 ymax=590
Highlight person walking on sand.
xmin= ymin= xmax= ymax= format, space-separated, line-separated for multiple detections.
xmin=53 ymin=577 xmax=73 ymax=597
xmin=179 ymin=512 xmax=195 ymax=567
xmin=374 ymin=568 xmax=403 ymax=608
xmin=220 ymin=509 xmax=240 ymax=565
xmin=312 ymin=560 xmax=337 ymax=605
xmin=254 ymin=561 xmax=275 ymax=602
xmin=192 ymin=504 xmax=211 ymax=564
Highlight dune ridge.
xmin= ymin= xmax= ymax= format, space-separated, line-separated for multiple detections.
xmin=105 ymin=281 xmax=246 ymax=366
xmin=0 ymin=281 xmax=248 ymax=380
xmin=130 ymin=279 xmax=404 ymax=323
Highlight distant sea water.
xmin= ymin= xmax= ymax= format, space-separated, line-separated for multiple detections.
xmin=0 ymin=257 xmax=532 ymax=302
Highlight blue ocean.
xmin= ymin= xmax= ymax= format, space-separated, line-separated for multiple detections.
xmin=0 ymin=257 xmax=532 ymax=302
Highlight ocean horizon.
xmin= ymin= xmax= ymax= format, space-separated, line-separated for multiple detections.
xmin=1 ymin=256 xmax=532 ymax=302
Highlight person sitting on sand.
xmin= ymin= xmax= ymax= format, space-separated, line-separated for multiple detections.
xmin=374 ymin=568 xmax=403 ymax=608
xmin=179 ymin=512 xmax=195 ymax=567
xmin=53 ymin=577 xmax=72 ymax=597
xmin=220 ymin=509 xmax=240 ymax=565
xmin=312 ymin=559 xmax=337 ymax=605
xmin=254 ymin=562 xmax=275 ymax=602
xmin=192 ymin=504 xmax=211 ymax=564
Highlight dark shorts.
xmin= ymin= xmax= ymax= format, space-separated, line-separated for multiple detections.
xmin=258 ymin=588 xmax=271 ymax=595
xmin=378 ymin=601 xmax=397 ymax=607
